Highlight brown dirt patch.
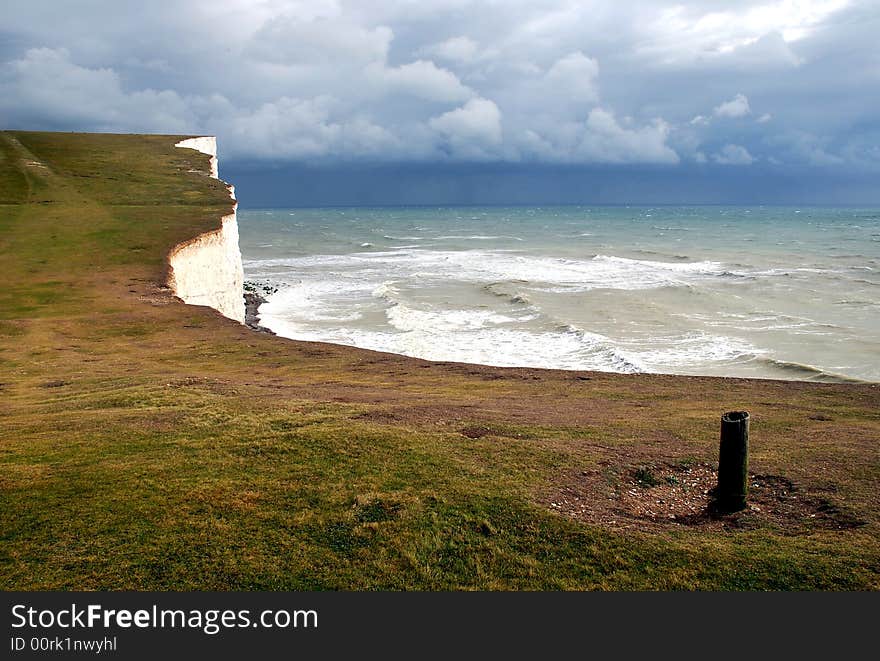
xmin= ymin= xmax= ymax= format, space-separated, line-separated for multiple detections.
xmin=545 ymin=461 xmax=866 ymax=535
xmin=460 ymin=425 xmax=493 ymax=439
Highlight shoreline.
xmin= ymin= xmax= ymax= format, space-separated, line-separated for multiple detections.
xmin=240 ymin=284 xmax=871 ymax=385
xmin=236 ymin=204 xmax=879 ymax=384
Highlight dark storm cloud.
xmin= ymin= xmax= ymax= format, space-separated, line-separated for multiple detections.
xmin=1 ymin=1 xmax=878 ymax=202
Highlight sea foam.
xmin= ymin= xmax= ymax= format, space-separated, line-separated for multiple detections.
xmin=240 ymin=205 xmax=880 ymax=381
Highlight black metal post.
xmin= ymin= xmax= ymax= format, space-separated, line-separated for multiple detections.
xmin=717 ymin=410 xmax=749 ymax=512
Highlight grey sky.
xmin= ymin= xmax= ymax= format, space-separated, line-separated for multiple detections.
xmin=2 ymin=1 xmax=878 ymax=203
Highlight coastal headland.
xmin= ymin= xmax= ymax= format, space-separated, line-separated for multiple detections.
xmin=1 ymin=131 xmax=878 ymax=590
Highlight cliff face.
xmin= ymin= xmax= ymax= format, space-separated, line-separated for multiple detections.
xmin=167 ymin=137 xmax=245 ymax=324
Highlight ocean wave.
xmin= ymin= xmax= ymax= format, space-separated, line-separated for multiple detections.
xmin=592 ymin=254 xmax=722 ymax=273
xmin=631 ymin=249 xmax=690 ymax=260
xmin=749 ymin=266 xmax=840 ymax=277
xmin=545 ymin=323 xmax=757 ymax=374
xmin=483 ymin=282 xmax=534 ymax=306
xmin=257 ymin=281 xmax=870 ymax=381
xmin=553 ymin=325 xmax=645 ymax=373
xmin=373 ymin=280 xmax=526 ymax=333
xmin=615 ymin=333 xmax=759 ymax=369
xmin=372 ymin=281 xmax=400 ymax=304
xmin=260 ymin=280 xmax=367 ymax=323
xmin=242 ymin=207 xmax=880 ymax=381
xmin=250 ymin=249 xmax=733 ymax=293
xmin=756 ymin=358 xmax=866 ymax=384
xmin=382 ymin=323 xmax=643 ymax=373
xmin=432 ymin=235 xmax=524 ymax=241
xmin=587 ymin=255 xmax=725 ymax=287
xmin=386 ymin=303 xmax=519 ymax=333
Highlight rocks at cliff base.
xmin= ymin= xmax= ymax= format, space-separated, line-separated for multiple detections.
xmin=244 ymin=281 xmax=277 ymax=334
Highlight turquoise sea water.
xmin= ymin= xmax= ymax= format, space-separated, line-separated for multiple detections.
xmin=238 ymin=206 xmax=880 ymax=382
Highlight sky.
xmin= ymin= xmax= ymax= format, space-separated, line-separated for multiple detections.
xmin=2 ymin=0 xmax=878 ymax=205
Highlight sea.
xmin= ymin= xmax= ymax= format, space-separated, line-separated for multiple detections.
xmin=238 ymin=206 xmax=880 ymax=383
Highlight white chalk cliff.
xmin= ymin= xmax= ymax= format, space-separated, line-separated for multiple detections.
xmin=167 ymin=137 xmax=245 ymax=324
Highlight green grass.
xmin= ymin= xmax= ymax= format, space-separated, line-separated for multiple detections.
xmin=1 ymin=130 xmax=879 ymax=591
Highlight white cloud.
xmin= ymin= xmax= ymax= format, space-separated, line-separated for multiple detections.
xmin=714 ymin=93 xmax=751 ymax=118
xmin=369 ymin=59 xmax=473 ymax=103
xmin=544 ymin=52 xmax=600 ymax=105
xmin=713 ymin=143 xmax=754 ymax=164
xmin=0 ymin=0 xmax=874 ymax=170
xmin=725 ymin=32 xmax=803 ymax=68
xmin=741 ymin=0 xmax=850 ymax=42
xmin=421 ymin=36 xmax=480 ymax=63
xmin=0 ymin=47 xmax=410 ymax=161
xmin=518 ymin=129 xmax=557 ymax=159
xmin=577 ymin=109 xmax=680 ymax=163
xmin=228 ymin=96 xmax=342 ymax=159
xmin=493 ymin=51 xmax=600 ymax=124
xmin=634 ymin=0 xmax=848 ymax=66
xmin=0 ymin=48 xmax=194 ymax=132
xmin=226 ymin=96 xmax=412 ymax=160
xmin=249 ymin=16 xmax=392 ymax=66
xmin=429 ymin=97 xmax=503 ymax=158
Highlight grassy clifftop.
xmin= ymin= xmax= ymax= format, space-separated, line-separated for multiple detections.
xmin=1 ymin=131 xmax=878 ymax=590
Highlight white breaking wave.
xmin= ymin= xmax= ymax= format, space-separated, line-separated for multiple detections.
xmin=260 ymin=279 xmax=368 ymax=323
xmin=252 ymin=248 xmax=754 ymax=373
xmin=386 ymin=303 xmax=519 ymax=333
xmin=259 ymin=299 xmax=758 ymax=374
xmin=246 ymin=249 xmax=727 ymax=292
xmin=372 ymin=281 xmax=400 ymax=301
xmin=240 ymin=206 xmax=880 ymax=382
xmin=618 ymin=333 xmax=760 ymax=368
xmin=259 ymin=311 xmax=647 ymax=373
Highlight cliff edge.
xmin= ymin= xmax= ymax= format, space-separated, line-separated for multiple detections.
xmin=167 ymin=137 xmax=245 ymax=324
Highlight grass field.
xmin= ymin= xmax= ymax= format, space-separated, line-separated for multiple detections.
xmin=1 ymin=130 xmax=878 ymax=590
